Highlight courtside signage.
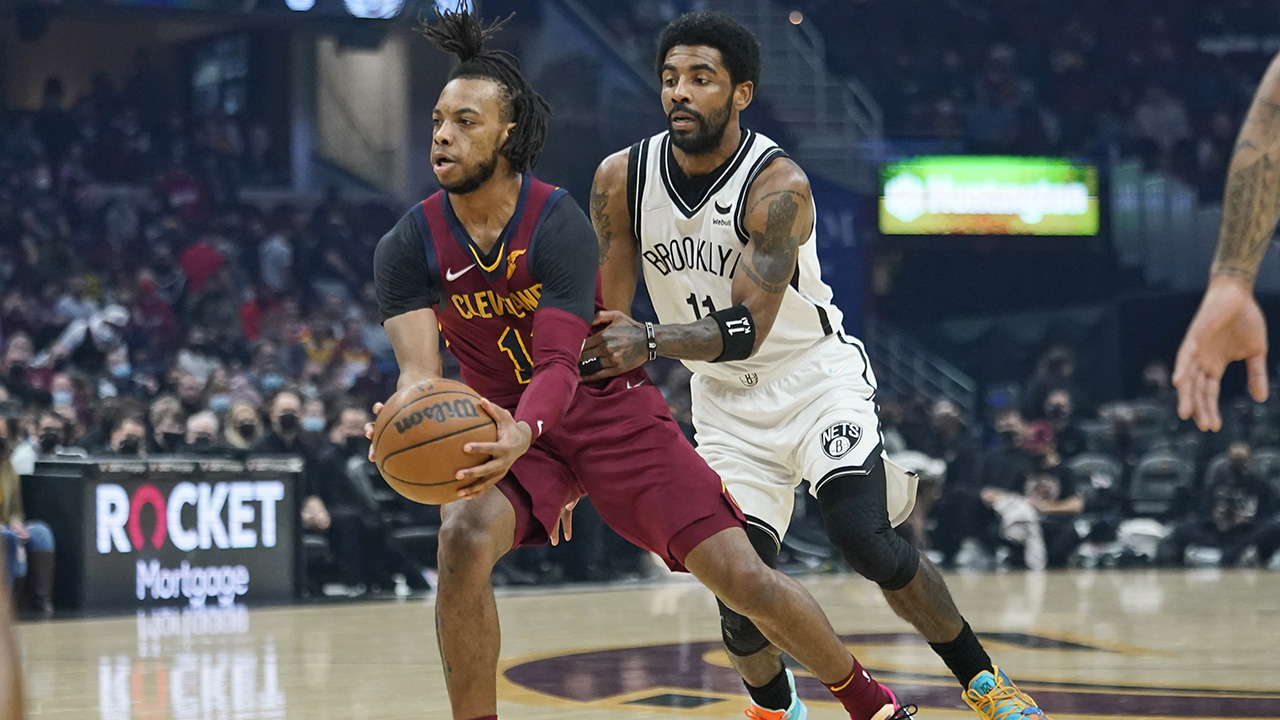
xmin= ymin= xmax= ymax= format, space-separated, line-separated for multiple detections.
xmin=879 ymin=156 xmax=1099 ymax=236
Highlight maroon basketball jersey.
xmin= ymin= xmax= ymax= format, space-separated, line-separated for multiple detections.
xmin=414 ymin=176 xmax=569 ymax=405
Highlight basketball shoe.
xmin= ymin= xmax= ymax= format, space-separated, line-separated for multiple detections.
xmin=743 ymin=669 xmax=807 ymax=720
xmin=964 ymin=666 xmax=1049 ymax=719
xmin=742 ymin=670 xmax=914 ymax=720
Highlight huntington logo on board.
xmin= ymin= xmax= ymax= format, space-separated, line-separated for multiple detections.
xmin=821 ymin=422 xmax=861 ymax=459
xmin=394 ymin=399 xmax=481 ymax=434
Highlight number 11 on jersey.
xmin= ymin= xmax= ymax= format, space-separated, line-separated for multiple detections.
xmin=498 ymin=327 xmax=534 ymax=384
xmin=686 ymin=293 xmax=717 ymax=319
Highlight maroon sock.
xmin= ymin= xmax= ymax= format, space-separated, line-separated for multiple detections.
xmin=824 ymin=657 xmax=893 ymax=719
xmin=463 ymin=715 xmax=497 ymax=720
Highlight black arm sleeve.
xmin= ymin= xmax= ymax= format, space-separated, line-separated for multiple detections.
xmin=528 ymin=195 xmax=599 ymax=324
xmin=374 ymin=211 xmax=439 ymax=323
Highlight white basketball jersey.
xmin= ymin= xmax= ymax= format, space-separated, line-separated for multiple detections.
xmin=630 ymin=129 xmax=848 ymax=385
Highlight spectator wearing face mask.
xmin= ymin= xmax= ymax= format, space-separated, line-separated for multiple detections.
xmin=183 ymin=411 xmax=222 ymax=454
xmin=109 ymin=415 xmax=147 ymax=457
xmin=981 ymin=408 xmax=1035 ymax=492
xmin=223 ymin=401 xmax=261 ymax=450
xmin=250 ymin=389 xmax=326 ymax=538
xmin=146 ymin=395 xmax=185 ymax=455
xmin=300 ymin=397 xmax=327 ymax=449
xmin=1159 ymin=443 xmax=1276 ymax=567
xmin=1042 ymin=389 xmax=1086 ymax=459
xmin=314 ymin=404 xmax=381 ymax=593
xmin=10 ymin=411 xmax=60 ymax=475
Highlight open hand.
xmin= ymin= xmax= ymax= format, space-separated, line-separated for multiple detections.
xmin=1173 ymin=276 xmax=1269 ymax=432
xmin=455 ymin=399 xmax=533 ymax=500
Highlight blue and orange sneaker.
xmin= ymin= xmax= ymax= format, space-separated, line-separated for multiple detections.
xmin=964 ymin=666 xmax=1049 ymax=720
xmin=744 ymin=669 xmax=808 ymax=720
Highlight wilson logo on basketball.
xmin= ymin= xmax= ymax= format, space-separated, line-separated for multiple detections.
xmin=394 ymin=399 xmax=482 ymax=434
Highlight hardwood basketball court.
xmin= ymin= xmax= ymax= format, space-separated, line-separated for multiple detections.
xmin=15 ymin=570 xmax=1280 ymax=719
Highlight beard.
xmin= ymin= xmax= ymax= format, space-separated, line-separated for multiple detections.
xmin=667 ymin=94 xmax=734 ymax=155
xmin=440 ymin=141 xmax=504 ymax=195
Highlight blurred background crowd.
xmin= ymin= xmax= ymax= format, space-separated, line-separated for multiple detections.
xmin=4 ymin=0 xmax=1280 ymax=617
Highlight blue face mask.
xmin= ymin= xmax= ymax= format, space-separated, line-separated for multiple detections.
xmin=302 ymin=416 xmax=325 ymax=433
xmin=209 ymin=394 xmax=232 ymax=413
xmin=261 ymin=373 xmax=285 ymax=392
xmin=110 ymin=363 xmax=132 ymax=379
xmin=52 ymin=390 xmax=73 ymax=407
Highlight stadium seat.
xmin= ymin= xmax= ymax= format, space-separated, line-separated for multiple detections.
xmin=1129 ymin=451 xmax=1195 ymax=519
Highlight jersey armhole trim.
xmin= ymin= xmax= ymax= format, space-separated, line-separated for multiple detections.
xmin=733 ymin=147 xmax=790 ymax=244
xmin=627 ymin=139 xmax=648 ymax=241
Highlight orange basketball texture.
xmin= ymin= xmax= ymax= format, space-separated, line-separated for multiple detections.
xmin=371 ymin=379 xmax=497 ymax=505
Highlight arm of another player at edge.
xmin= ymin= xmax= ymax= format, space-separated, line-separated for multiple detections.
xmin=593 ymin=149 xmax=639 ymax=313
xmin=1210 ymin=51 xmax=1280 ymax=287
xmin=648 ymin=158 xmax=811 ymax=360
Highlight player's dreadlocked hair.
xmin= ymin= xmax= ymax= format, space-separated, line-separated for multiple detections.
xmin=656 ymin=12 xmax=761 ymax=87
xmin=419 ymin=5 xmax=551 ymax=174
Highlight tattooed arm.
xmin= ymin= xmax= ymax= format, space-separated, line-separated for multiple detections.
xmin=1173 ymin=52 xmax=1280 ymax=431
xmin=591 ymin=149 xmax=639 ymax=314
xmin=1211 ymin=54 xmax=1280 ymax=284
xmin=580 ymin=158 xmax=810 ymax=378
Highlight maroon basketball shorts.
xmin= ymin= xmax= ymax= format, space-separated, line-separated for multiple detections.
xmin=497 ymin=369 xmax=744 ymax=571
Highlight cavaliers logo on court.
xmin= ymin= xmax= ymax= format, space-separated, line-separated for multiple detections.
xmin=500 ymin=632 xmax=1280 ymax=717
xmin=821 ymin=422 xmax=861 ymax=459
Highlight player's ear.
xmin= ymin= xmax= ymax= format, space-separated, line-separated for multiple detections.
xmin=733 ymin=81 xmax=754 ymax=112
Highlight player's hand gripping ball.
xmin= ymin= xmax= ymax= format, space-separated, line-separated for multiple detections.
xmin=370 ymin=379 xmax=497 ymax=504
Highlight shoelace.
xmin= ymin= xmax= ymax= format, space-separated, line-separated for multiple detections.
xmin=966 ymin=682 xmax=1039 ymax=720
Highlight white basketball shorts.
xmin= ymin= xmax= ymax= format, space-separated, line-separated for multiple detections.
xmin=689 ymin=334 xmax=918 ymax=548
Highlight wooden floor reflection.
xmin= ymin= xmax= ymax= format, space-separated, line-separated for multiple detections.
xmin=15 ymin=569 xmax=1280 ymax=720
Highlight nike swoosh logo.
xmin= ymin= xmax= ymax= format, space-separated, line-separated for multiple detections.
xmin=626 ymin=380 xmax=646 ymax=389
xmin=445 ymin=264 xmax=475 ymax=281
xmin=537 ymin=421 xmax=544 ymax=434
xmin=714 ymin=202 xmax=732 ymax=215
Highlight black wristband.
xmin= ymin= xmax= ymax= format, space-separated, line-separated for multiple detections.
xmin=709 ymin=305 xmax=756 ymax=362
xmin=579 ymin=357 xmax=602 ymax=376
xmin=645 ymin=322 xmax=657 ymax=361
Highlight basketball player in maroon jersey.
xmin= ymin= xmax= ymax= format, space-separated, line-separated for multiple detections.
xmin=368 ymin=7 xmax=911 ymax=720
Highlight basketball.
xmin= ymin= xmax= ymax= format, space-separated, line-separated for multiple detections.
xmin=371 ymin=379 xmax=497 ymax=505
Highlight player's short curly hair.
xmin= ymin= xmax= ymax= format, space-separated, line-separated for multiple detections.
xmin=655 ymin=11 xmax=761 ymax=87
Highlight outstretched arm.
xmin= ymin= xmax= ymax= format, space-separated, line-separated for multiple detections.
xmin=581 ymin=157 xmax=812 ymax=379
xmin=1174 ymin=52 xmax=1280 ymax=431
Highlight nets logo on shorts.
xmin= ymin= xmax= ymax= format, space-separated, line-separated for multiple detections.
xmin=821 ymin=422 xmax=862 ymax=459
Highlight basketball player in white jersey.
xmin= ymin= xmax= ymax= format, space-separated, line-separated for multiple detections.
xmin=580 ymin=12 xmax=1049 ymax=720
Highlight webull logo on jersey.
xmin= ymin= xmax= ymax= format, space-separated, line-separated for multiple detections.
xmin=644 ymin=237 xmax=741 ymax=278
xmin=821 ymin=422 xmax=862 ymax=459
xmin=394 ymin=398 xmax=481 ymax=434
